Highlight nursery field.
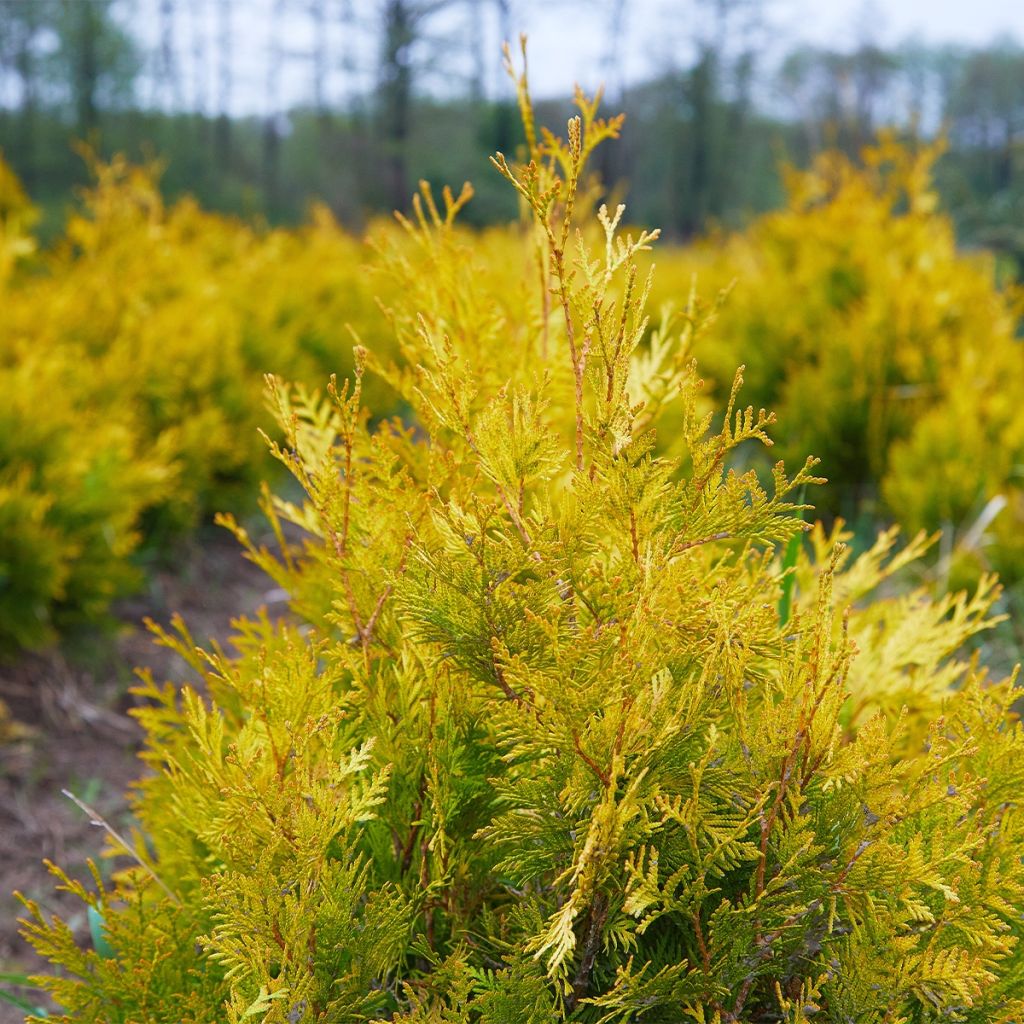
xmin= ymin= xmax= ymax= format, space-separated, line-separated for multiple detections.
xmin=3 ymin=69 xmax=1024 ymax=1023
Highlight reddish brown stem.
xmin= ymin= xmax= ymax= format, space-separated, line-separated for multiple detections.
xmin=573 ymin=731 xmax=611 ymax=788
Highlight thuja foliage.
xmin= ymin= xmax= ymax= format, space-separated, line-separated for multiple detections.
xmin=646 ymin=138 xmax=1024 ymax=582
xmin=0 ymin=153 xmax=36 ymax=281
xmin=20 ymin=51 xmax=1024 ymax=1023
xmin=0 ymin=153 xmax=397 ymax=651
xmin=6 ymin=132 xmax=1021 ymax=655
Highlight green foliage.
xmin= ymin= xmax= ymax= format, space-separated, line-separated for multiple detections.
xmin=18 ymin=53 xmax=1024 ymax=1023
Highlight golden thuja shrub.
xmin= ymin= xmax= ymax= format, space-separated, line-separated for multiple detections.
xmin=646 ymin=137 xmax=1024 ymax=580
xmin=0 ymin=151 xmax=37 ymax=282
xmin=19 ymin=53 xmax=1024 ymax=1023
xmin=0 ymin=153 xmax=397 ymax=651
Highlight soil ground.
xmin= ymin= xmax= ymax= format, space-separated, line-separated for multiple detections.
xmin=0 ymin=531 xmax=281 ymax=1022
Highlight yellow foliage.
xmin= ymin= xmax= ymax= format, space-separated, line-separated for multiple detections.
xmin=18 ymin=67 xmax=1024 ymax=1021
xmin=646 ymin=135 xmax=1024 ymax=579
xmin=0 ymin=153 xmax=395 ymax=649
xmin=0 ymin=150 xmax=37 ymax=283
xmin=4 ymin=127 xmax=1024 ymax=652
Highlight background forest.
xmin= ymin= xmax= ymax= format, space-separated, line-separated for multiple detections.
xmin=2 ymin=0 xmax=1024 ymax=264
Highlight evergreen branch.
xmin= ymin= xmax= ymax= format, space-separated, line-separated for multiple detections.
xmin=567 ymin=890 xmax=610 ymax=1013
xmin=670 ymin=531 xmax=731 ymax=557
xmin=573 ymin=731 xmax=611 ymax=789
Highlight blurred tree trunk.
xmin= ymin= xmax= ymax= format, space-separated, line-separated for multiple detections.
xmin=189 ymin=0 xmax=212 ymax=189
xmin=684 ymin=45 xmax=715 ymax=235
xmin=596 ymin=0 xmax=627 ymax=192
xmin=216 ymin=0 xmax=233 ymax=169
xmin=492 ymin=0 xmax=516 ymax=154
xmin=379 ymin=0 xmax=414 ymax=211
xmin=264 ymin=0 xmax=286 ymax=213
xmin=67 ymin=0 xmax=100 ymax=136
xmin=11 ymin=1 xmax=41 ymax=189
xmin=157 ymin=0 xmax=182 ymax=110
xmin=313 ymin=0 xmax=333 ymax=177
xmin=469 ymin=0 xmax=486 ymax=104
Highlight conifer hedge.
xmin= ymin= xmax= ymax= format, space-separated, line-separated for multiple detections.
xmin=16 ymin=51 xmax=1024 ymax=1022
xmin=647 ymin=138 xmax=1024 ymax=584
xmin=0 ymin=153 xmax=394 ymax=651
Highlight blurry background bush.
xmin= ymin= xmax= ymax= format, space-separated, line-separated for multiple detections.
xmin=0 ymin=151 xmax=396 ymax=650
xmin=644 ymin=136 xmax=1024 ymax=587
xmin=3 ymin=0 xmax=1024 ymax=651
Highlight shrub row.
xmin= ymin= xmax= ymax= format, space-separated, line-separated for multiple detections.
xmin=0 ymin=154 xmax=394 ymax=650
xmin=646 ymin=136 xmax=1024 ymax=585
xmin=4 ymin=126 xmax=1024 ymax=653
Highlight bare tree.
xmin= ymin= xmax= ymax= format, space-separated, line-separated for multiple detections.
xmin=216 ymin=0 xmax=233 ymax=165
xmin=189 ymin=0 xmax=207 ymax=116
xmin=264 ymin=0 xmax=287 ymax=209
xmin=468 ymin=0 xmax=486 ymax=103
xmin=156 ymin=0 xmax=182 ymax=111
xmin=0 ymin=1 xmax=44 ymax=186
xmin=311 ymin=0 xmax=329 ymax=116
xmin=601 ymin=0 xmax=627 ymax=103
xmin=378 ymin=0 xmax=415 ymax=209
xmin=68 ymin=0 xmax=100 ymax=133
xmin=496 ymin=0 xmax=512 ymax=54
xmin=949 ymin=41 xmax=1024 ymax=192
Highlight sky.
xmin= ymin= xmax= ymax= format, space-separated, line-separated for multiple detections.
xmin=521 ymin=0 xmax=1024 ymax=98
xmin=791 ymin=0 xmax=1024 ymax=47
xmin=125 ymin=0 xmax=1024 ymax=117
